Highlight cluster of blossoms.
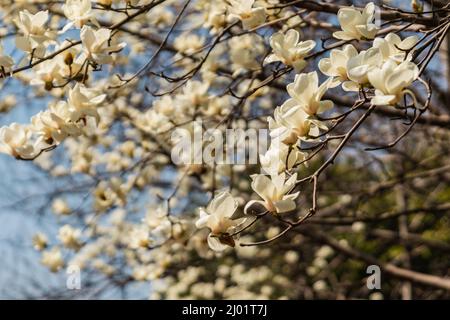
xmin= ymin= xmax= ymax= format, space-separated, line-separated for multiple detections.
xmin=195 ymin=2 xmax=421 ymax=251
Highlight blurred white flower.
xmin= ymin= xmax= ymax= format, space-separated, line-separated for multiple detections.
xmin=333 ymin=2 xmax=379 ymax=40
xmin=129 ymin=225 xmax=151 ymax=249
xmin=268 ymin=99 xmax=323 ymax=145
xmin=29 ymin=59 xmax=62 ymax=90
xmin=260 ymin=143 xmax=306 ymax=175
xmin=264 ymin=29 xmax=316 ymax=71
xmin=80 ymin=25 xmax=126 ymax=64
xmin=228 ymin=0 xmax=266 ymax=30
xmin=373 ymin=32 xmax=419 ymax=63
xmin=286 ymin=71 xmax=334 ymax=116
xmin=52 ymin=198 xmax=72 ymax=215
xmin=319 ymin=44 xmax=358 ymax=85
xmin=245 ymin=173 xmax=299 ymax=214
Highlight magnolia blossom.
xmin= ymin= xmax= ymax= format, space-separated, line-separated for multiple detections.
xmin=264 ymin=29 xmax=316 ymax=71
xmin=260 ymin=143 xmax=306 ymax=175
xmin=0 ymin=123 xmax=37 ymax=159
xmin=33 ymin=233 xmax=48 ymax=251
xmin=0 ymin=43 xmax=14 ymax=73
xmin=344 ymin=47 xmax=381 ymax=91
xmin=333 ymin=2 xmax=379 ymax=40
xmin=373 ymin=33 xmax=419 ymax=63
xmin=29 ymin=59 xmax=62 ymax=89
xmin=52 ymin=198 xmax=72 ymax=215
xmin=245 ymin=173 xmax=299 ymax=214
xmin=228 ymin=0 xmax=266 ymax=30
xmin=368 ymin=59 xmax=419 ymax=106
xmin=58 ymin=224 xmax=82 ymax=250
xmin=195 ymin=192 xmax=246 ymax=251
xmin=14 ymin=10 xmax=54 ymax=56
xmin=268 ymin=99 xmax=323 ymax=145
xmin=80 ymin=25 xmax=126 ymax=64
xmin=41 ymin=247 xmax=64 ymax=272
xmin=319 ymin=44 xmax=358 ymax=85
xmin=31 ymin=101 xmax=83 ymax=147
xmin=229 ymin=34 xmax=264 ymax=74
xmin=203 ymin=2 xmax=227 ymax=34
xmin=62 ymin=0 xmax=98 ymax=32
xmin=286 ymin=72 xmax=334 ymax=116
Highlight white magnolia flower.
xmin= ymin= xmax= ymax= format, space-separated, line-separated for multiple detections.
xmin=260 ymin=143 xmax=306 ymax=175
xmin=264 ymin=29 xmax=316 ymax=71
xmin=286 ymin=71 xmax=334 ymax=116
xmin=62 ymin=0 xmax=99 ymax=32
xmin=268 ymin=99 xmax=323 ymax=145
xmin=344 ymin=47 xmax=382 ymax=91
xmin=41 ymin=247 xmax=64 ymax=272
xmin=373 ymin=33 xmax=419 ymax=63
xmin=80 ymin=25 xmax=126 ymax=64
xmin=67 ymin=83 xmax=106 ymax=123
xmin=245 ymin=173 xmax=299 ymax=214
xmin=58 ymin=224 xmax=82 ymax=250
xmin=52 ymin=198 xmax=72 ymax=215
xmin=228 ymin=0 xmax=266 ymax=30
xmin=195 ymin=192 xmax=246 ymax=251
xmin=0 ymin=43 xmax=14 ymax=73
xmin=333 ymin=2 xmax=379 ymax=41
xmin=318 ymin=44 xmax=358 ymax=85
xmin=368 ymin=59 xmax=419 ymax=106
xmin=205 ymin=4 xmax=227 ymax=34
xmin=14 ymin=10 xmax=54 ymax=56
xmin=97 ymin=0 xmax=113 ymax=5
xmin=0 ymin=123 xmax=37 ymax=159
